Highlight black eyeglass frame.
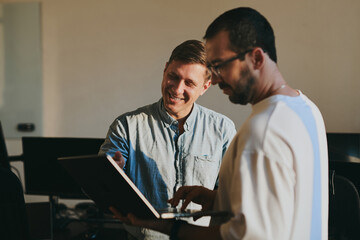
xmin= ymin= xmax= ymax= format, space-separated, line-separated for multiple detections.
xmin=207 ymin=49 xmax=254 ymax=79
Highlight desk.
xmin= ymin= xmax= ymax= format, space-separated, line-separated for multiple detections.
xmin=26 ymin=202 xmax=128 ymax=240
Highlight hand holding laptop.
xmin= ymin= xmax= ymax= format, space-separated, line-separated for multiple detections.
xmin=109 ymin=186 xmax=219 ymax=237
xmin=113 ymin=151 xmax=125 ymax=169
xmin=58 ymin=154 xmax=230 ymax=219
xmin=109 ymin=206 xmax=173 ymax=234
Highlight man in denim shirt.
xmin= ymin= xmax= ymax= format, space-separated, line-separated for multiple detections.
xmin=99 ymin=40 xmax=236 ymax=240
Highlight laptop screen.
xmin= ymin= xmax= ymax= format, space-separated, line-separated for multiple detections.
xmin=22 ymin=137 xmax=104 ymax=198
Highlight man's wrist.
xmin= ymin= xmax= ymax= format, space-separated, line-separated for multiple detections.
xmin=170 ymin=220 xmax=186 ymax=240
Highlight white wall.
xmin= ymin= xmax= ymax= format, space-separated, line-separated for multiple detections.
xmin=39 ymin=0 xmax=249 ymax=138
xmin=42 ymin=0 xmax=360 ymax=136
xmin=2 ymin=0 xmax=360 ymax=204
xmin=3 ymin=0 xmax=359 ymax=137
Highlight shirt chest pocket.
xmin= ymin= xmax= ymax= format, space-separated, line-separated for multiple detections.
xmin=192 ymin=155 xmax=220 ymax=188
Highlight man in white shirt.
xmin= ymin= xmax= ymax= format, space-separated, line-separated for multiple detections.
xmin=110 ymin=7 xmax=329 ymax=240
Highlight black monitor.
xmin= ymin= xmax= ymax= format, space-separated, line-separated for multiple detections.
xmin=327 ymin=132 xmax=360 ymax=194
xmin=327 ymin=133 xmax=360 ymax=163
xmin=0 ymin=121 xmax=10 ymax=169
xmin=22 ymin=137 xmax=104 ymax=199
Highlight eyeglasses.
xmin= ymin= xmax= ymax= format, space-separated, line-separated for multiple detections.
xmin=207 ymin=49 xmax=253 ymax=79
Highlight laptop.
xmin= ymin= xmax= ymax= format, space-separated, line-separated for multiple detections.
xmin=58 ymin=154 xmax=230 ymax=219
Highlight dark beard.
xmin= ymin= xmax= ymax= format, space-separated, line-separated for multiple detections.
xmin=228 ymin=66 xmax=255 ymax=105
xmin=218 ymin=82 xmax=248 ymax=104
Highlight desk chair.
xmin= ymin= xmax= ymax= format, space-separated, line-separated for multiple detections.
xmin=0 ymin=167 xmax=29 ymax=240
xmin=329 ymin=170 xmax=360 ymax=240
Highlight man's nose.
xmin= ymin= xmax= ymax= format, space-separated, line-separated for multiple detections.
xmin=173 ymin=80 xmax=185 ymax=93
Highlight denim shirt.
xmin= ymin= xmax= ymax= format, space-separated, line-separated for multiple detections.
xmin=99 ymin=99 xmax=236 ymax=209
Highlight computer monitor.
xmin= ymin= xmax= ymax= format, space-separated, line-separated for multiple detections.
xmin=327 ymin=132 xmax=360 ymax=194
xmin=22 ymin=137 xmax=104 ymax=199
xmin=327 ymin=133 xmax=360 ymax=163
xmin=0 ymin=121 xmax=10 ymax=169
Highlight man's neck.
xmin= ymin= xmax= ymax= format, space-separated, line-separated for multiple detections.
xmin=176 ymin=117 xmax=188 ymax=134
xmin=252 ymin=63 xmax=298 ymax=104
xmin=166 ymin=105 xmax=194 ymax=135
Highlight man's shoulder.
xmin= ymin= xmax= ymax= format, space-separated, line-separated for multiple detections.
xmin=196 ymin=104 xmax=234 ymax=125
xmin=116 ymin=101 xmax=159 ymax=120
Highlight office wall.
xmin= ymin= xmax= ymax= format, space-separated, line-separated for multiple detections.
xmin=2 ymin=0 xmax=359 ymax=203
xmin=42 ymin=0 xmax=360 ymax=136
xmin=2 ymin=0 xmax=359 ymax=138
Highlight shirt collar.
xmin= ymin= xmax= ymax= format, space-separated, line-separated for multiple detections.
xmin=158 ymin=98 xmax=198 ymax=132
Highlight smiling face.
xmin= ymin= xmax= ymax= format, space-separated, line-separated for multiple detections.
xmin=161 ymin=60 xmax=211 ymax=120
xmin=206 ymin=30 xmax=257 ymax=105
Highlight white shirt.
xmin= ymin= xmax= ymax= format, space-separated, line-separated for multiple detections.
xmin=214 ymin=92 xmax=328 ymax=240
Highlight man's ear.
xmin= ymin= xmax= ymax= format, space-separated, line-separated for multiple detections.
xmin=201 ymin=79 xmax=211 ymax=95
xmin=252 ymin=48 xmax=265 ymax=70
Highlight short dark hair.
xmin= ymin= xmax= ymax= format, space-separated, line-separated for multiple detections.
xmin=204 ymin=7 xmax=277 ymax=63
xmin=168 ymin=40 xmax=211 ymax=81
